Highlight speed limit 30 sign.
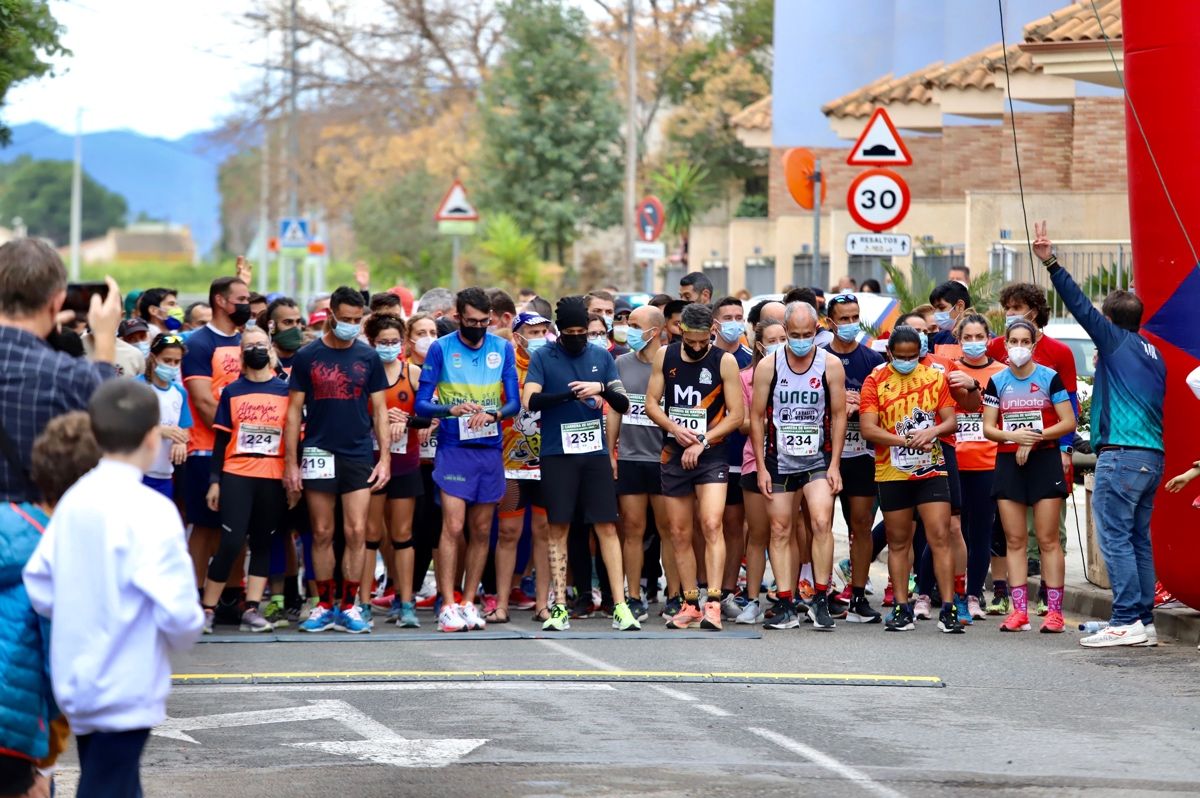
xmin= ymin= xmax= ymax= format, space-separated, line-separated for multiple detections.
xmin=846 ymin=168 xmax=910 ymax=232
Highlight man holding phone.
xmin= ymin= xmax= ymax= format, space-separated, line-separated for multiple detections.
xmin=0 ymin=239 xmax=122 ymax=502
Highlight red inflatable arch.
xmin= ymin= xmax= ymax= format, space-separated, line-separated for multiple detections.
xmin=1123 ymin=1 xmax=1200 ymax=607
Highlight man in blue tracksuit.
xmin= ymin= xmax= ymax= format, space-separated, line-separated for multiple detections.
xmin=1037 ymin=222 xmax=1166 ymax=648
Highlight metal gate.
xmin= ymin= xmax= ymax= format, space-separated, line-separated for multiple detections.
xmin=745 ymin=257 xmax=776 ymax=295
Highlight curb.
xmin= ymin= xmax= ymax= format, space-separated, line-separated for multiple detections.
xmin=1064 ymin=579 xmax=1200 ymax=646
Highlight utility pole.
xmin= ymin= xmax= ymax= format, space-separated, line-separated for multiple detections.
xmin=258 ymin=18 xmax=271 ymax=297
xmin=69 ymin=108 xmax=82 ymax=281
xmin=623 ymin=0 xmax=637 ymax=291
xmin=286 ymin=0 xmax=300 ymax=300
xmin=812 ymin=159 xmax=822 ymax=288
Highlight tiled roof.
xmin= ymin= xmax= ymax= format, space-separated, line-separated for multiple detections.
xmin=730 ymin=94 xmax=771 ymax=131
xmin=821 ymin=65 xmax=936 ymax=119
xmin=1023 ymin=0 xmax=1122 ymax=44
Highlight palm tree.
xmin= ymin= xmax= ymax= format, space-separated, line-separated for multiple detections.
xmin=476 ymin=213 xmax=540 ymax=293
xmin=884 ymin=261 xmax=936 ymax=313
xmin=651 ymin=161 xmax=711 ymax=268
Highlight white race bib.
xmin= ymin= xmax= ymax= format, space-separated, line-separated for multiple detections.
xmin=459 ymin=412 xmax=498 ymax=440
xmin=236 ymin=424 xmax=282 ymax=456
xmin=374 ymin=434 xmax=408 ymax=455
xmin=956 ymin=413 xmax=985 ymax=443
xmin=301 ymin=447 xmax=335 ymax=480
xmin=623 ymin=393 xmax=657 ymax=427
xmin=844 ymin=422 xmax=868 ymax=455
xmin=891 ymin=445 xmax=933 ymax=470
xmin=561 ymin=419 xmax=602 ymax=454
xmin=419 ymin=433 xmax=438 ymax=459
xmin=1003 ymin=411 xmax=1043 ymax=434
xmin=668 ymin=406 xmax=706 ymax=437
xmin=778 ymin=423 xmax=819 ymax=457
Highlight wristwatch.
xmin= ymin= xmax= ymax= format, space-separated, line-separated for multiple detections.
xmin=967 ymin=379 xmax=981 ymax=393
xmin=697 ymin=433 xmax=710 ymax=451
xmin=1063 ymin=445 xmax=1075 ymax=455
xmin=491 ymin=411 xmax=502 ymax=425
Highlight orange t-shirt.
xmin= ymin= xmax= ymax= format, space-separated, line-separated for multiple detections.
xmin=953 ymin=358 xmax=1006 ymax=471
xmin=212 ymin=376 xmax=290 ymax=480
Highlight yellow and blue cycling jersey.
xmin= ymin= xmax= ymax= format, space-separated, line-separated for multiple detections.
xmin=415 ymin=331 xmax=520 ymax=450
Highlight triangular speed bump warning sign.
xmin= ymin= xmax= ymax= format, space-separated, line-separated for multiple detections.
xmin=847 ymin=108 xmax=913 ymax=167
xmin=434 ymin=180 xmax=479 ymax=222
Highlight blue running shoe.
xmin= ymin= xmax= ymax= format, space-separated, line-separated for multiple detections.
xmin=335 ymin=604 xmax=371 ymax=634
xmin=397 ymin=601 xmax=420 ymax=628
xmin=954 ymin=594 xmax=972 ymax=626
xmin=299 ymin=605 xmax=335 ymax=633
xmin=386 ymin=598 xmax=404 ymax=622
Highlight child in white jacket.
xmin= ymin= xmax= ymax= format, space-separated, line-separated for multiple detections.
xmin=23 ymin=379 xmax=204 ymax=796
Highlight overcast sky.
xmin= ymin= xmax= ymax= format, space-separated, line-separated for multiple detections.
xmin=6 ymin=0 xmax=263 ymax=139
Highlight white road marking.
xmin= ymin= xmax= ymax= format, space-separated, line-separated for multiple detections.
xmin=537 ymin=638 xmax=621 ymax=671
xmin=695 ymin=703 xmax=732 ymax=717
xmin=173 ymin=682 xmax=615 ymax=695
xmin=747 ymin=727 xmax=905 ymax=798
xmin=649 ymin=686 xmax=698 ymax=702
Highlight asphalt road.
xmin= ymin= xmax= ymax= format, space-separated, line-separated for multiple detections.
xmin=51 ymin=604 xmax=1200 ymax=798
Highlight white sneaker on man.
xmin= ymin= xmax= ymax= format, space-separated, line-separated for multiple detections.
xmin=1133 ymin=622 xmax=1158 ymax=647
xmin=1080 ymin=620 xmax=1148 ymax=648
xmin=459 ymin=601 xmax=487 ymax=631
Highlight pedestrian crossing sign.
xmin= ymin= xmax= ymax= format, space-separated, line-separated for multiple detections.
xmin=279 ymin=218 xmax=311 ymax=253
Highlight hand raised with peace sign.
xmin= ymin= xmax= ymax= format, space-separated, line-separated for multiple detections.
xmin=1033 ymin=220 xmax=1053 ymax=262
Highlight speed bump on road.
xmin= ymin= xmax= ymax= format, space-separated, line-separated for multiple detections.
xmin=172 ymin=670 xmax=944 ymax=688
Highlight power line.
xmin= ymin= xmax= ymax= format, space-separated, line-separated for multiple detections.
xmin=996 ymin=0 xmax=1036 ymax=281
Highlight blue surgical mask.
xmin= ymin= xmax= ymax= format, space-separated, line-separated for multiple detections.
xmin=1006 ymin=315 xmax=1025 ymax=329
xmin=765 ymin=342 xmax=784 ymax=356
xmin=892 ymin=357 xmax=918 ymax=375
xmin=918 ymin=332 xmax=929 ymax=358
xmin=787 ymin=337 xmax=814 ymax=357
xmin=135 ymin=341 xmax=150 ymax=357
xmin=835 ymin=322 xmax=860 ymax=343
xmin=588 ymin=337 xmax=608 ymax=349
xmin=626 ymin=329 xmax=651 ymax=353
xmin=962 ymin=341 xmax=988 ymax=359
xmin=376 ymin=343 xmax=401 ymax=363
xmin=154 ymin=363 xmax=179 ymax=383
xmin=333 ymin=320 xmax=361 ymax=341
xmin=526 ymin=337 xmax=548 ymax=353
xmin=934 ymin=310 xmax=954 ymax=331
xmin=603 ymin=315 xmax=614 ymax=331
xmin=718 ymin=321 xmax=743 ymax=344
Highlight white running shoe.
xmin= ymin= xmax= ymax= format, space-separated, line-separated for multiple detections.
xmin=1133 ymin=622 xmax=1158 ymax=647
xmin=438 ymin=604 xmax=468 ymax=632
xmin=459 ymin=601 xmax=487 ymax=631
xmin=1080 ymin=620 xmax=1148 ymax=648
xmin=720 ymin=593 xmax=743 ymax=620
xmin=967 ymin=596 xmax=986 ymax=620
xmin=735 ymin=598 xmax=765 ymax=625
xmin=912 ymin=594 xmax=932 ymax=620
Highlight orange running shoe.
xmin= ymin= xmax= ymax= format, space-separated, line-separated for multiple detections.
xmin=999 ymin=610 xmax=1031 ymax=632
xmin=1040 ymin=610 xmax=1065 ymax=633
xmin=700 ymin=601 xmax=723 ymax=631
xmin=666 ymin=602 xmax=703 ymax=629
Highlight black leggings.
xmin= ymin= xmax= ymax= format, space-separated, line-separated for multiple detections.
xmin=411 ymin=463 xmax=442 ymax=593
xmin=207 ymin=473 xmax=286 ymax=583
xmin=959 ymin=470 xmax=996 ymax=598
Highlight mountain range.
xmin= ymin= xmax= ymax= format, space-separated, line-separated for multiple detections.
xmin=0 ymin=122 xmax=235 ymax=256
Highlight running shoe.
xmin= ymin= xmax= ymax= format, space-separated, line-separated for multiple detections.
xmin=597 ymin=599 xmax=615 ymax=618
xmin=701 ymin=601 xmax=723 ymax=631
xmin=509 ymin=587 xmax=535 ymax=611
xmin=239 ymin=606 xmax=274 ymax=633
xmin=827 ymin=591 xmax=849 ymax=620
xmin=986 ymin=594 xmax=1011 ymax=616
xmin=520 ymin=574 xmax=537 ymax=599
xmin=1134 ymin=623 xmax=1158 ymax=647
xmin=967 ymin=596 xmax=986 ymax=620
xmin=1154 ymin=581 xmax=1184 ymax=609
xmin=720 ymin=593 xmax=742 ymax=620
xmin=483 ymin=594 xmax=499 ymax=617
xmin=460 ymin=602 xmax=487 ymax=631
xmin=884 ymin=604 xmax=915 ymax=632
xmin=336 ymin=605 xmax=371 ymax=634
xmin=912 ymin=594 xmax=932 ymax=620
xmin=543 ymin=603 xmax=571 ymax=632
xmin=299 ymin=605 xmax=335 ymax=633
xmin=396 ymin=601 xmax=420 ymax=629
xmin=202 ymin=608 xmax=214 ymax=635
xmin=763 ymin=601 xmax=800 ymax=630
xmin=882 ymin=579 xmax=895 ymax=607
xmin=736 ymin=598 xmax=765 ymax=625
xmin=370 ymin=587 xmax=396 ymax=609
xmin=661 ymin=595 xmax=683 ymax=619
xmin=385 ymin=598 xmax=404 ymax=622
xmin=954 ymin=594 xmax=972 ymax=626
xmin=298 ymin=596 xmax=319 ymax=621
xmin=666 ymin=602 xmax=703 ymax=629
xmin=796 ymin=579 xmax=816 ymax=602
xmin=1039 ymin=610 xmax=1065 ymax=633
xmin=937 ymin=604 xmax=965 ymax=634
xmin=1080 ymin=621 xmax=1148 ymax=648
xmin=570 ymin=595 xmax=594 ymax=619
xmin=834 ymin=583 xmax=853 ymax=604
xmin=359 ymin=603 xmax=375 ymax=629
xmin=999 ymin=610 xmax=1031 ymax=632
xmin=612 ymin=602 xmax=642 ymax=632
xmin=808 ymin=593 xmax=836 ymax=630
xmin=627 ymin=597 xmax=649 ymax=622
xmin=263 ymin=596 xmax=289 ymax=628
xmin=438 ymin=604 xmax=468 ymax=633
xmin=846 ymin=595 xmax=882 ymax=624
xmin=835 ymin=558 xmax=853 ymax=591
xmin=1035 ymin=598 xmax=1048 ymax=617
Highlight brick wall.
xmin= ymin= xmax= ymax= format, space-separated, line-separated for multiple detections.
xmin=769 ymin=104 xmax=1117 ymax=217
xmin=1072 ymin=96 xmax=1127 ymax=191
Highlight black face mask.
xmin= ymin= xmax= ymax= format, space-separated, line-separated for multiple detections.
xmin=559 ymin=333 xmax=587 ymax=355
xmin=683 ymin=342 xmax=710 ymax=361
xmin=229 ymin=303 xmax=253 ymax=327
xmin=243 ymin=346 xmax=271 ymax=370
xmin=460 ymin=325 xmax=486 ymax=345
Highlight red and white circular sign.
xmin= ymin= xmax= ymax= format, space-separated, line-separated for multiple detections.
xmin=846 ymin=168 xmax=910 ymax=232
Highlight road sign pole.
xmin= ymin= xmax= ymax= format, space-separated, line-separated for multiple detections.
xmin=451 ymin=235 xmax=461 ymax=293
xmin=812 ymin=159 xmax=822 ymax=287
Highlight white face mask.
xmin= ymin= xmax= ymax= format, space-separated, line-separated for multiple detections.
xmin=1007 ymin=345 xmax=1033 ymax=368
xmin=413 ymin=336 xmax=434 ymax=357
